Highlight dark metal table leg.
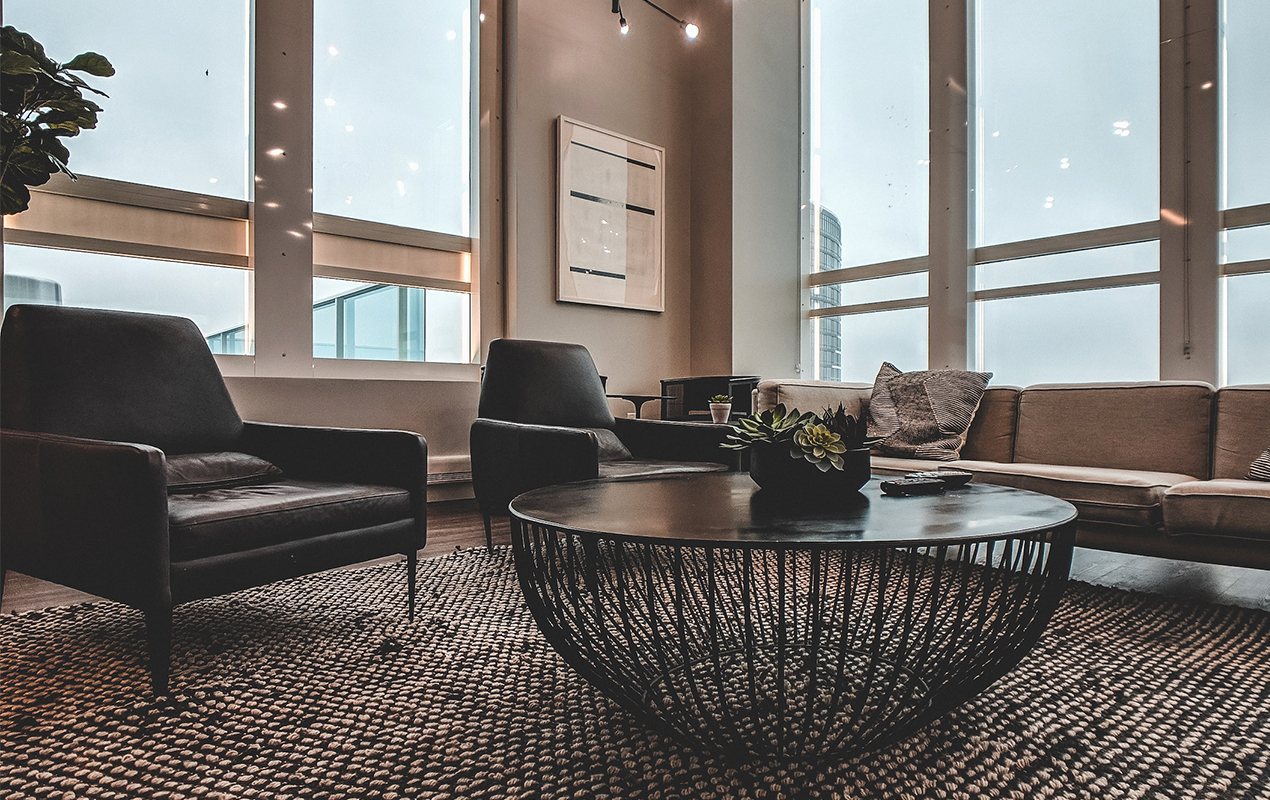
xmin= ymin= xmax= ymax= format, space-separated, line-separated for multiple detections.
xmin=512 ymin=521 xmax=1075 ymax=760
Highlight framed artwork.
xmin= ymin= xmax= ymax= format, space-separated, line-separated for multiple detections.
xmin=557 ymin=116 xmax=665 ymax=312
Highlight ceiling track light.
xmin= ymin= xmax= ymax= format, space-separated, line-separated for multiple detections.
xmin=611 ymin=0 xmax=698 ymax=39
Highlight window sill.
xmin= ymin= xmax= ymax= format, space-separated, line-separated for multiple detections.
xmin=214 ymin=354 xmax=481 ymax=382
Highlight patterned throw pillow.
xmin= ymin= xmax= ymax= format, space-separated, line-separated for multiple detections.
xmin=867 ymin=362 xmax=993 ymax=461
xmin=1249 ymin=448 xmax=1270 ymax=481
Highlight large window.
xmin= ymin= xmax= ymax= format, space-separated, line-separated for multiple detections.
xmin=2 ymin=1 xmax=478 ymax=370
xmin=808 ymin=0 xmax=929 ymax=382
xmin=6 ymin=0 xmax=251 ymax=199
xmin=798 ymin=0 xmax=1270 ymax=388
xmin=971 ymin=0 xmax=1160 ymax=386
xmin=1219 ymin=0 xmax=1270 ymax=385
xmin=3 ymin=246 xmax=252 ymax=350
xmin=313 ymin=0 xmax=471 ymax=235
xmin=4 ymin=1 xmax=256 ymax=352
xmin=312 ymin=278 xmax=470 ymax=363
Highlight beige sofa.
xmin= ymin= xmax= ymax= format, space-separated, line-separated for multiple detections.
xmin=754 ymin=380 xmax=1270 ymax=569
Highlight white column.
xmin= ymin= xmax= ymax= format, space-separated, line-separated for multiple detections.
xmin=252 ymin=0 xmax=315 ymax=377
xmin=927 ymin=0 xmax=971 ymax=371
xmin=1159 ymin=0 xmax=1219 ymax=383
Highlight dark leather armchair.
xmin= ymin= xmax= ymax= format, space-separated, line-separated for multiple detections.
xmin=0 ymin=305 xmax=427 ymax=694
xmin=470 ymin=339 xmax=739 ymax=546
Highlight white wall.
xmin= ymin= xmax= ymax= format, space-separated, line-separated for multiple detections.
xmin=506 ymin=0 xmax=698 ymax=396
xmin=731 ymin=0 xmax=803 ymax=382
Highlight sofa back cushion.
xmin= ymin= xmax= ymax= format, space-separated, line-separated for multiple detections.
xmin=1212 ymin=386 xmax=1270 ymax=479
xmin=755 ymin=379 xmax=1018 ymax=463
xmin=753 ymin=380 xmax=872 ymax=419
xmin=959 ymin=387 xmax=1021 ymax=463
xmin=1013 ymin=382 xmax=1213 ymax=477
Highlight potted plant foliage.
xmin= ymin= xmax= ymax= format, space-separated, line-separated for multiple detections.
xmin=723 ymin=403 xmax=873 ymax=497
xmin=708 ymin=394 xmax=732 ymax=423
xmin=1 ymin=25 xmax=113 ymax=215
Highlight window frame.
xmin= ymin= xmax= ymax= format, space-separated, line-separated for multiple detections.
xmin=800 ymin=0 xmax=1246 ymax=386
xmin=1 ymin=0 xmax=491 ymax=381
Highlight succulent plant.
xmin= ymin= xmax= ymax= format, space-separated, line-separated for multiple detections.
xmin=710 ymin=394 xmax=733 ymax=404
xmin=818 ymin=403 xmax=869 ymax=450
xmin=723 ymin=403 xmax=876 ymax=471
xmin=722 ymin=404 xmax=816 ymax=451
xmin=793 ymin=423 xmax=847 ymax=471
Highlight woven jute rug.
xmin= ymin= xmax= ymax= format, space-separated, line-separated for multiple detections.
xmin=2 ymin=549 xmax=1268 ymax=800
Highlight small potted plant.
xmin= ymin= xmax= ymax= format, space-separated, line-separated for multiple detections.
xmin=709 ymin=394 xmax=733 ymax=423
xmin=723 ymin=403 xmax=873 ymax=498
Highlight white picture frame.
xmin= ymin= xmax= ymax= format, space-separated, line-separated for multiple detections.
xmin=556 ymin=116 xmax=666 ymax=313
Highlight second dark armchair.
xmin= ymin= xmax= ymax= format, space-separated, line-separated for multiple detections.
xmin=470 ymin=339 xmax=739 ymax=546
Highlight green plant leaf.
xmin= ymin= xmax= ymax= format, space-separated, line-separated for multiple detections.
xmin=2 ymin=26 xmax=52 ymax=68
xmin=1 ymin=50 xmax=42 ymax=76
xmin=62 ymin=52 xmax=115 ymax=77
xmin=1 ymin=180 xmax=33 ymax=215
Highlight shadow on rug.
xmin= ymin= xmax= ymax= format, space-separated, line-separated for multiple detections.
xmin=1 ymin=548 xmax=1268 ymax=800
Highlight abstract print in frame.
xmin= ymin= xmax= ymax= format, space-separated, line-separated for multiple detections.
xmin=557 ymin=116 xmax=665 ymax=312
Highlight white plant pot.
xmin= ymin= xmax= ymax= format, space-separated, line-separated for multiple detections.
xmin=709 ymin=403 xmax=732 ymax=423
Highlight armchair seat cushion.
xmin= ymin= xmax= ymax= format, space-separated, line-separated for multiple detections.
xmin=954 ymin=460 xmax=1196 ymax=527
xmin=1163 ymin=480 xmax=1270 ymax=541
xmin=169 ymin=479 xmax=412 ymax=560
xmin=598 ymin=459 xmax=730 ymax=480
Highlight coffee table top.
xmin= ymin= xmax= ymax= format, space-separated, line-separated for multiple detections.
xmin=509 ymin=472 xmax=1077 ymax=547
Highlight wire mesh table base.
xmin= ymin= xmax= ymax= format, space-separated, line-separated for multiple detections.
xmin=512 ymin=521 xmax=1075 ymax=760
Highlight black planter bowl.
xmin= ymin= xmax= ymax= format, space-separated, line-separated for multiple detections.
xmin=748 ymin=442 xmax=871 ymax=500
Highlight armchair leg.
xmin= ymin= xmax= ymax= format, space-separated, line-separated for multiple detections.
xmin=406 ymin=550 xmax=418 ymax=622
xmin=483 ymin=514 xmax=494 ymax=551
xmin=144 ymin=607 xmax=173 ymax=696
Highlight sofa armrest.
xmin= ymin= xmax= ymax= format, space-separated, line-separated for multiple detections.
xmin=612 ymin=418 xmax=741 ymax=469
xmin=240 ymin=421 xmax=428 ymax=547
xmin=1 ymin=428 xmax=170 ymax=609
xmin=470 ymin=419 xmax=600 ymax=516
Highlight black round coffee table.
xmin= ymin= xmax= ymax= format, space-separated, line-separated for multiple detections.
xmin=509 ymin=473 xmax=1077 ymax=760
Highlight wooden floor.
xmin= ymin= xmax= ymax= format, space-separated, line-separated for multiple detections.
xmin=3 ymin=499 xmax=1268 ymax=614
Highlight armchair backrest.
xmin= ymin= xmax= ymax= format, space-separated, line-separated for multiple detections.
xmin=478 ymin=338 xmax=615 ymax=428
xmin=1 ymin=305 xmax=244 ymax=454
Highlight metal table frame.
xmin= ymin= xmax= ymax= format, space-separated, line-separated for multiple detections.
xmin=510 ymin=479 xmax=1076 ymax=761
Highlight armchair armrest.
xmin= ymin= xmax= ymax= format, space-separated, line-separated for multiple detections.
xmin=470 ymin=419 xmax=600 ymax=515
xmin=240 ymin=421 xmax=427 ymax=490
xmin=1 ymin=428 xmax=170 ymax=609
xmin=612 ymin=418 xmax=741 ymax=469
xmin=240 ymin=422 xmax=428 ymax=549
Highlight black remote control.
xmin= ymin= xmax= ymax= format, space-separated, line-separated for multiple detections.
xmin=880 ymin=477 xmax=947 ymax=497
xmin=905 ymin=470 xmax=974 ymax=488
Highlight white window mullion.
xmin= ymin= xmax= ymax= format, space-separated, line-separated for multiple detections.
xmin=927 ymin=0 xmax=970 ymax=371
xmin=1159 ymin=0 xmax=1220 ymax=383
xmin=251 ymin=0 xmax=315 ymax=378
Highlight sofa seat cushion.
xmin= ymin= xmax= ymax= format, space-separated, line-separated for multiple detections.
xmin=598 ymin=459 xmax=729 ymax=480
xmin=1162 ymin=480 xmax=1270 ymax=541
xmin=169 ymin=479 xmax=412 ymax=561
xmin=869 ymin=456 xmax=963 ymax=476
xmin=953 ymin=460 xmax=1196 ymax=527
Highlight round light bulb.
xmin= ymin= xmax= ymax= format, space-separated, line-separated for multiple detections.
xmin=620 ymin=18 xmax=629 ymax=34
xmin=684 ymin=22 xmax=699 ymax=39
